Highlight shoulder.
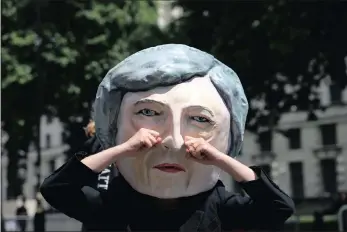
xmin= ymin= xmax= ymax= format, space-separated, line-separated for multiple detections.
xmin=212 ymin=181 xmax=251 ymax=207
xmin=198 ymin=182 xmax=251 ymax=230
xmin=202 ymin=181 xmax=251 ymax=218
xmin=83 ymin=136 xmax=103 ymax=154
xmin=75 ymin=136 xmax=103 ymax=160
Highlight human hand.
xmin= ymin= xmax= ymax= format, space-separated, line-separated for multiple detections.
xmin=184 ymin=136 xmax=226 ymax=165
xmin=122 ymin=128 xmax=162 ymax=155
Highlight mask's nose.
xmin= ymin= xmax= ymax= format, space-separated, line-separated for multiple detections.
xmin=160 ymin=118 xmax=184 ymax=151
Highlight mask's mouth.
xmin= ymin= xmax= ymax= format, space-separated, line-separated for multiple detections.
xmin=153 ymin=163 xmax=186 ymax=173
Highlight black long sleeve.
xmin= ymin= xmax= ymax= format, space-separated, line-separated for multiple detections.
xmin=220 ymin=166 xmax=295 ymax=230
xmin=40 ymin=155 xmax=107 ymax=223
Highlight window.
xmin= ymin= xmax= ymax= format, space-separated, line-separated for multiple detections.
xmin=330 ymin=84 xmax=342 ymax=104
xmin=287 ymin=128 xmax=301 ymax=149
xmin=47 ymin=116 xmax=53 ymax=124
xmin=49 ymin=160 xmax=56 ymax=173
xmin=258 ymin=130 xmax=272 ymax=151
xmin=320 ymin=124 xmax=336 ymax=146
xmin=320 ymin=158 xmax=337 ymax=194
xmin=289 ymin=162 xmax=305 ymax=199
xmin=46 ymin=134 xmax=51 ymax=148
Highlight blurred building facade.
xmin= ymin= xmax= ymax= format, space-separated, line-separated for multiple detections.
xmin=237 ymin=80 xmax=347 ymax=199
xmin=2 ymin=116 xmax=68 ymax=216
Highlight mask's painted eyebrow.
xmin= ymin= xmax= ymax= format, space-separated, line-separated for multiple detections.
xmin=134 ymin=99 xmax=166 ymax=107
xmin=187 ymin=105 xmax=215 ymax=117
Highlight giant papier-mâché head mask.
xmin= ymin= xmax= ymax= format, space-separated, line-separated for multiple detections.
xmin=93 ymin=44 xmax=248 ymax=199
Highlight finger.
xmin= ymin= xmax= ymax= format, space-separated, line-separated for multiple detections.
xmin=194 ymin=153 xmax=205 ymax=160
xmin=186 ymin=137 xmax=204 ymax=147
xmin=195 ymin=144 xmax=208 ymax=158
xmin=189 ymin=147 xmax=204 ymax=160
xmin=148 ymin=134 xmax=158 ymax=144
xmin=185 ymin=141 xmax=200 ymax=153
xmin=185 ymin=151 xmax=195 ymax=160
xmin=156 ymin=137 xmax=162 ymax=143
xmin=187 ymin=145 xmax=196 ymax=154
xmin=184 ymin=136 xmax=198 ymax=144
xmin=195 ymin=144 xmax=205 ymax=153
xmin=148 ymin=134 xmax=162 ymax=145
xmin=185 ymin=145 xmax=196 ymax=156
xmin=187 ymin=153 xmax=205 ymax=163
xmin=193 ymin=141 xmax=202 ymax=149
xmin=184 ymin=138 xmax=197 ymax=146
xmin=147 ymin=130 xmax=160 ymax=137
xmin=143 ymin=138 xmax=153 ymax=148
xmin=194 ymin=145 xmax=208 ymax=159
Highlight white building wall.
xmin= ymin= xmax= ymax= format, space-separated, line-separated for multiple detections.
xmin=232 ymin=110 xmax=347 ymax=198
xmin=231 ymin=83 xmax=347 ymax=198
xmin=39 ymin=116 xmax=65 ymax=148
xmin=2 ymin=116 xmax=69 ymax=217
xmin=26 ymin=116 xmax=69 ymax=200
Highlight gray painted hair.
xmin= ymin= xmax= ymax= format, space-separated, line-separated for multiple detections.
xmin=93 ymin=44 xmax=248 ymax=157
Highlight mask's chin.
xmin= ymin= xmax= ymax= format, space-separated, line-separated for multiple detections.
xmin=119 ymin=167 xmax=221 ymax=199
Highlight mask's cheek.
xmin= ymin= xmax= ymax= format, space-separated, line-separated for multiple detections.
xmin=133 ymin=155 xmax=148 ymax=186
xmin=116 ymin=114 xmax=134 ymax=144
xmin=208 ymin=126 xmax=230 ymax=154
xmin=118 ymin=153 xmax=151 ymax=188
xmin=198 ymin=131 xmax=214 ymax=140
xmin=187 ymin=163 xmax=220 ymax=192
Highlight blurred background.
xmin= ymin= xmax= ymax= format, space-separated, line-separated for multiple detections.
xmin=1 ymin=0 xmax=347 ymax=231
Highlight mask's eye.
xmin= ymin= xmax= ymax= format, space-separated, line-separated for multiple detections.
xmin=136 ymin=109 xmax=160 ymax=116
xmin=190 ymin=116 xmax=211 ymax=123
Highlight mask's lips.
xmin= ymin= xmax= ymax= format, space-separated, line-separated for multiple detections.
xmin=153 ymin=163 xmax=186 ymax=173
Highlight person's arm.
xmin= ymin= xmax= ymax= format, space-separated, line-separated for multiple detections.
xmin=40 ymin=128 xmax=160 ymax=224
xmin=215 ymin=154 xmax=257 ymax=182
xmin=80 ymin=143 xmax=127 ymax=172
xmin=219 ymin=164 xmax=295 ymax=230
xmin=40 ymin=144 xmax=128 ymax=223
xmin=183 ymin=137 xmax=295 ymax=230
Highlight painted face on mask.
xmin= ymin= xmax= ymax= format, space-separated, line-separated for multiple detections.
xmin=116 ymin=76 xmax=231 ymax=198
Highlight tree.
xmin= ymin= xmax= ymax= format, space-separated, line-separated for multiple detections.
xmin=2 ymin=0 xmax=163 ymax=198
xmin=168 ymin=0 xmax=347 ymax=137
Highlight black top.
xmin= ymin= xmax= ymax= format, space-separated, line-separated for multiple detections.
xmin=77 ymin=136 xmax=117 ymax=189
xmin=40 ymin=150 xmax=295 ymax=231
